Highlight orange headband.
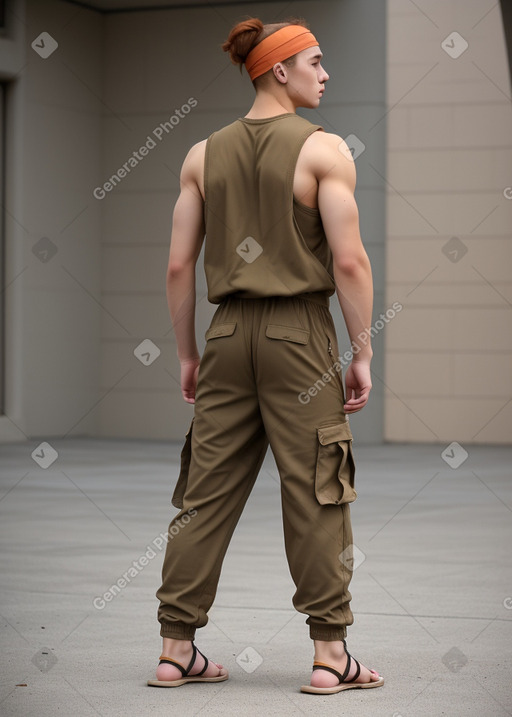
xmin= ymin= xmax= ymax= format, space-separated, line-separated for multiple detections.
xmin=245 ymin=26 xmax=319 ymax=81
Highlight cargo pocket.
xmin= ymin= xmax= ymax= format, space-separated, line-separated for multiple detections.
xmin=265 ymin=324 xmax=309 ymax=344
xmin=205 ymin=322 xmax=236 ymax=341
xmin=315 ymin=421 xmax=357 ymax=505
xmin=171 ymin=418 xmax=194 ymax=509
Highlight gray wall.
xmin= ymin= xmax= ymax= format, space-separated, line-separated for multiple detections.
xmin=0 ymin=0 xmax=386 ymax=444
xmin=0 ymin=0 xmax=102 ymax=441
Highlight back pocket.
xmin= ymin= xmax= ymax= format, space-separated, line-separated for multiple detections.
xmin=205 ymin=322 xmax=237 ymax=340
xmin=315 ymin=421 xmax=357 ymax=505
xmin=265 ymin=324 xmax=309 ymax=345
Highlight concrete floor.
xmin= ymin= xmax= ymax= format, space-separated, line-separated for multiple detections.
xmin=0 ymin=437 xmax=511 ymax=717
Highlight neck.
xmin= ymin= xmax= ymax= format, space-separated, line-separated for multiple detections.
xmin=244 ymin=88 xmax=296 ymax=119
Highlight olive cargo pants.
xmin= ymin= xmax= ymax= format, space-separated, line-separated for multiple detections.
xmin=157 ymin=293 xmax=357 ymax=641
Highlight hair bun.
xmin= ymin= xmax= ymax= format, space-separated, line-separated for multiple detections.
xmin=222 ymin=18 xmax=264 ymax=66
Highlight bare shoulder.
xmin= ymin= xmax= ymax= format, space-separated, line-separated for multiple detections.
xmin=303 ymin=130 xmax=353 ymax=158
xmin=182 ymin=139 xmax=207 ymax=177
xmin=180 ymin=139 xmax=207 ymax=198
xmin=301 ymin=130 xmax=356 ymax=189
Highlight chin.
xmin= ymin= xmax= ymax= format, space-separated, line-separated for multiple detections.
xmin=300 ymin=99 xmax=318 ymax=109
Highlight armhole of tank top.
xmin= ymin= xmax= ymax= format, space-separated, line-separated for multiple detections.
xmin=293 ymin=197 xmax=320 ymax=216
xmin=204 ymin=133 xmax=215 ymax=211
xmin=289 ymin=124 xmax=323 ymax=214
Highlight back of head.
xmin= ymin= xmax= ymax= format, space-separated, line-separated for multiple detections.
xmin=222 ymin=17 xmax=309 ymax=85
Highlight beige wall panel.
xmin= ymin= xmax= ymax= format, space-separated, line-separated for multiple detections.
xmin=384 ymin=307 xmax=455 ymax=352
xmin=385 ymin=394 xmax=511 ymax=444
xmin=409 ymin=103 xmax=512 ymax=149
xmin=384 ymin=352 xmax=453 ymax=396
xmin=387 ymin=280 xmax=512 ymax=308
xmin=387 ymin=148 xmax=512 ymax=193
xmin=387 ymin=191 xmax=512 ymax=237
xmin=452 ymin=353 xmax=512 ymax=397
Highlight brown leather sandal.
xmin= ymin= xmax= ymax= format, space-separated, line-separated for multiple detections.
xmin=301 ymin=639 xmax=384 ymax=694
xmin=147 ymin=641 xmax=228 ymax=687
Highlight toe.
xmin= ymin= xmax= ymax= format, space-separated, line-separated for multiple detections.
xmin=207 ymin=661 xmax=224 ymax=677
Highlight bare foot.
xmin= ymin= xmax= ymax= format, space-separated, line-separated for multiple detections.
xmin=155 ymin=638 xmax=225 ymax=682
xmin=311 ymin=639 xmax=381 ymax=688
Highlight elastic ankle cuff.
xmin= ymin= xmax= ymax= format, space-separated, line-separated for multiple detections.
xmin=160 ymin=624 xmax=196 ymax=640
xmin=309 ymin=624 xmax=347 ymax=641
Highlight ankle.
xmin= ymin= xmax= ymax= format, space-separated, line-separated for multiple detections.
xmin=162 ymin=637 xmax=193 ymax=656
xmin=313 ymin=639 xmax=346 ymax=660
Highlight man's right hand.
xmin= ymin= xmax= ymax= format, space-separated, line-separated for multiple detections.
xmin=180 ymin=357 xmax=200 ymax=404
xmin=343 ymin=360 xmax=372 ymax=414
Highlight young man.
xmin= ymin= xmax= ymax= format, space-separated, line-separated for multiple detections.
xmin=148 ymin=19 xmax=383 ymax=695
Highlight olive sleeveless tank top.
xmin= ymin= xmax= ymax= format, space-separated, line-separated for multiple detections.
xmin=203 ymin=112 xmax=335 ymax=303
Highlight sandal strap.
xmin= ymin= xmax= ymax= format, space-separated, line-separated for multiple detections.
xmin=351 ymin=658 xmax=361 ymax=682
xmin=184 ymin=641 xmax=198 ymax=676
xmin=341 ymin=641 xmax=360 ymax=683
xmin=194 ymin=646 xmax=209 ymax=677
xmin=312 ymin=661 xmax=344 ymax=683
xmin=311 ymin=641 xmax=362 ymax=685
xmin=159 ymin=641 xmax=197 ymax=677
xmin=158 ymin=655 xmax=187 ymax=676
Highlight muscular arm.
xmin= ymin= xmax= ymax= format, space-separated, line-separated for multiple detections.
xmin=314 ymin=133 xmax=374 ymax=412
xmin=166 ymin=140 xmax=206 ymax=403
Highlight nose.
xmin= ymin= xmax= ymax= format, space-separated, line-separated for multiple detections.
xmin=320 ymin=66 xmax=329 ymax=82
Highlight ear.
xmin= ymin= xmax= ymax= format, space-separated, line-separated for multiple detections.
xmin=272 ymin=62 xmax=288 ymax=84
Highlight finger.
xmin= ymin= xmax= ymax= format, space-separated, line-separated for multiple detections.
xmin=344 ymin=396 xmax=368 ymax=411
xmin=344 ymin=403 xmax=366 ymax=414
xmin=344 ymin=404 xmax=365 ymax=413
xmin=346 ymin=385 xmax=371 ymax=401
xmin=345 ymin=392 xmax=368 ymax=403
xmin=182 ymin=386 xmax=196 ymax=403
xmin=345 ymin=394 xmax=369 ymax=406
